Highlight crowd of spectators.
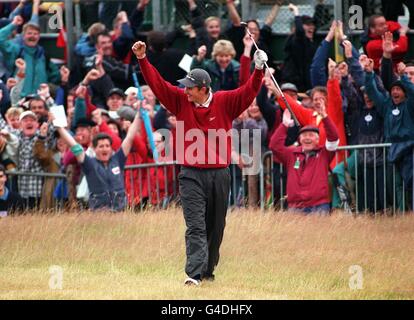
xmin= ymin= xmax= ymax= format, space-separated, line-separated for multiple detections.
xmin=0 ymin=0 xmax=414 ymax=214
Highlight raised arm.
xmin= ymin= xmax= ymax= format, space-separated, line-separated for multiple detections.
xmin=257 ymin=80 xmax=279 ymax=131
xmin=393 ymin=25 xmax=408 ymax=57
xmin=381 ymin=31 xmax=398 ymax=90
xmin=326 ymin=76 xmax=344 ymax=130
xmin=113 ymin=11 xmax=134 ymax=60
xmin=322 ymin=116 xmax=339 ymax=165
xmin=221 ymin=50 xmax=266 ymax=119
xmin=269 ymin=109 xmax=293 ymax=165
xmin=239 ymin=35 xmax=253 ymax=86
xmin=0 ymin=16 xmax=22 ymax=59
xmin=121 ymin=113 xmax=141 ymax=156
xmin=310 ymin=21 xmax=336 ymax=87
xmin=276 ymin=92 xmax=311 ymax=126
xmin=342 ymin=40 xmax=365 ymax=88
xmin=397 ymin=63 xmax=414 ymax=98
xmin=30 ymin=0 xmax=40 ymax=26
xmin=226 ymin=0 xmax=241 ymax=27
xmin=9 ymin=0 xmax=25 ymax=20
xmin=133 ymin=41 xmax=185 ymax=115
xmin=288 ymin=4 xmax=304 ymax=37
xmin=130 ymin=0 xmax=149 ymax=36
xmin=265 ymin=1 xmax=284 ymax=27
xmin=326 ymin=72 xmax=347 ymax=148
xmin=33 ymin=123 xmax=54 ymax=167
xmin=364 ymin=59 xmax=388 ymax=115
xmin=56 ymin=126 xmax=85 ymax=163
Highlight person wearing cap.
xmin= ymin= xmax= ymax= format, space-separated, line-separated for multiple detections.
xmin=364 ymin=60 xmax=414 ymax=199
xmin=0 ymin=15 xmax=61 ymax=97
xmin=124 ymin=87 xmax=138 ymax=107
xmin=275 ymin=58 xmax=347 ymax=168
xmin=280 ymin=83 xmax=299 ymax=101
xmin=270 ymin=108 xmax=339 ymax=214
xmin=71 ymin=85 xmax=122 ymax=150
xmin=133 ymin=40 xmax=267 ymax=286
xmin=106 ymin=88 xmax=126 ymax=112
xmin=15 ymin=110 xmax=44 ymax=209
xmin=56 ymin=109 xmax=142 ymax=212
xmin=63 ymin=117 xmax=96 ymax=207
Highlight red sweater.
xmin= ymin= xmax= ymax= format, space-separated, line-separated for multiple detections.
xmin=270 ymin=117 xmax=338 ymax=208
xmin=239 ymin=54 xmax=252 ymax=86
xmin=138 ymin=57 xmax=264 ymax=168
xmin=366 ymin=21 xmax=408 ymax=70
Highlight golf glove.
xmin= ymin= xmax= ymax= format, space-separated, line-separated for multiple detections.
xmin=254 ymin=49 xmax=268 ymax=70
xmin=282 ymin=109 xmax=294 ymax=127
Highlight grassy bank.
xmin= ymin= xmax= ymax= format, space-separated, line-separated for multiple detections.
xmin=0 ymin=209 xmax=413 ymax=299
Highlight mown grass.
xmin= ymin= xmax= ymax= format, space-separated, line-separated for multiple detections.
xmin=0 ymin=208 xmax=413 ymax=299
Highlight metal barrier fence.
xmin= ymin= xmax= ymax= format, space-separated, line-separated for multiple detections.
xmin=5 ymin=171 xmax=68 ymax=211
xmin=259 ymin=143 xmax=414 ymax=214
xmin=6 ymin=143 xmax=412 ymax=214
xmin=123 ymin=162 xmax=179 ymax=211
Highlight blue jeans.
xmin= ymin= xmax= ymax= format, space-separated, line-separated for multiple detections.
xmin=288 ymin=203 xmax=331 ymax=215
xmin=89 ymin=190 xmax=126 ymax=212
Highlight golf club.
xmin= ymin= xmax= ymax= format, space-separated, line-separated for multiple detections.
xmin=241 ymin=21 xmax=301 ymax=127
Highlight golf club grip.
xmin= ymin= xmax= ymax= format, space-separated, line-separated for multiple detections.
xmin=242 ymin=21 xmax=301 ymax=128
xmin=281 ymin=95 xmax=301 ymax=128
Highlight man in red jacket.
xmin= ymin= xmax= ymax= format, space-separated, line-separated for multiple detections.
xmin=270 ymin=109 xmax=339 ymax=214
xmin=364 ymin=14 xmax=408 ymax=71
xmin=132 ymin=40 xmax=266 ymax=286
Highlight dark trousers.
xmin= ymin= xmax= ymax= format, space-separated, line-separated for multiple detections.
xmin=229 ymin=164 xmax=243 ymax=207
xmin=178 ymin=166 xmax=230 ymax=280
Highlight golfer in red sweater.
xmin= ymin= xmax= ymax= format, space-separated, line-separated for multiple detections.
xmin=132 ymin=41 xmax=266 ymax=285
xmin=270 ymin=109 xmax=339 ymax=214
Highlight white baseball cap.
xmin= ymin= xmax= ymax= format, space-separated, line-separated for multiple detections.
xmin=124 ymin=87 xmax=138 ymax=96
xmin=19 ymin=110 xmax=37 ymax=122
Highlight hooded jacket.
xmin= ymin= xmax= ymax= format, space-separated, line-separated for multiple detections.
xmin=365 ymin=72 xmax=414 ymax=143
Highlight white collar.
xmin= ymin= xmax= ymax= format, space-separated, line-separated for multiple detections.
xmin=194 ymin=91 xmax=213 ymax=108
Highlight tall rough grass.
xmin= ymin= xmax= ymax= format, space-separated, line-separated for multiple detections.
xmin=0 ymin=209 xmax=413 ymax=299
